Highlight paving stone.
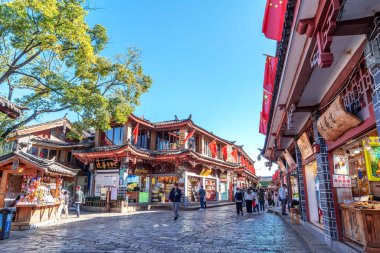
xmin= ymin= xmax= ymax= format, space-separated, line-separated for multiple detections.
xmin=0 ymin=206 xmax=310 ymax=252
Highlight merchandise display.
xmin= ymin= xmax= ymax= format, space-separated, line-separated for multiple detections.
xmin=17 ymin=175 xmax=63 ymax=206
xmin=205 ymin=179 xmax=216 ymax=201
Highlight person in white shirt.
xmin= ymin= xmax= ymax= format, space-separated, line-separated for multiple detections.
xmin=252 ymin=189 xmax=260 ymax=214
xmin=244 ymin=189 xmax=254 ymax=213
xmin=279 ymin=184 xmax=288 ymax=215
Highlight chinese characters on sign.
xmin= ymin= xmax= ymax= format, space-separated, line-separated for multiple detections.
xmin=95 ymin=159 xmax=120 ymax=170
xmin=333 ymin=174 xmax=352 ymax=188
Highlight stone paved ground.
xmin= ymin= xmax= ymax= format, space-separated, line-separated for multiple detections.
xmin=1 ymin=206 xmax=310 ymax=253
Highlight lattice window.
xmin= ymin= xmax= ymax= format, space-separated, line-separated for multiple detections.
xmin=341 ymin=60 xmax=373 ymax=115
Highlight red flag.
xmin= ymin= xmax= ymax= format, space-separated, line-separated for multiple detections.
xmin=132 ymin=123 xmax=139 ymax=145
xmin=262 ymin=0 xmax=288 ymax=41
xmin=221 ymin=145 xmax=228 ymax=161
xmin=262 ymin=90 xmax=272 ymax=120
xmin=208 ymin=140 xmax=217 ymax=158
xmin=184 ymin=130 xmax=195 ymax=143
xmin=259 ymin=112 xmax=267 ymax=135
xmin=252 ymin=164 xmax=256 ymax=175
xmin=231 ymin=149 xmax=238 ymax=162
xmin=263 ymin=56 xmax=278 ymax=93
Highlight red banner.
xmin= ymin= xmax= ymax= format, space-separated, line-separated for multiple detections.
xmin=208 ymin=140 xmax=217 ymax=158
xmin=259 ymin=112 xmax=267 ymax=135
xmin=221 ymin=145 xmax=228 ymax=161
xmin=132 ymin=123 xmax=139 ymax=145
xmin=262 ymin=0 xmax=288 ymax=41
xmin=262 ymin=90 xmax=272 ymax=120
xmin=184 ymin=130 xmax=195 ymax=143
xmin=231 ymin=149 xmax=238 ymax=162
xmin=263 ymin=56 xmax=278 ymax=93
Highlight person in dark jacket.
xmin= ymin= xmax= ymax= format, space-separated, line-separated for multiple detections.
xmin=169 ymin=182 xmax=182 ymax=220
xmin=198 ymin=185 xmax=206 ymax=210
xmin=234 ymin=188 xmax=244 ymax=216
xmin=258 ymin=188 xmax=265 ymax=213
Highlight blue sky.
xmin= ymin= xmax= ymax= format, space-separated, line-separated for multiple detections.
xmin=33 ymin=0 xmax=277 ymax=176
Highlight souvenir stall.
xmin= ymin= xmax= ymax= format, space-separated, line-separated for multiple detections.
xmin=0 ymin=151 xmax=77 ymax=230
xmin=331 ymin=131 xmax=380 ymax=250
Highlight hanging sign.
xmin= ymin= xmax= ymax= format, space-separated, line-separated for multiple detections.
xmin=179 ymin=130 xmax=186 ymax=145
xmin=277 ymin=158 xmax=286 ymax=172
xmin=283 ymin=149 xmax=296 ymax=170
xmin=95 ymin=159 xmax=120 ymax=170
xmin=317 ymin=96 xmax=361 ymax=141
xmin=297 ymin=132 xmax=314 ymax=159
xmin=12 ymin=158 xmax=19 ymax=170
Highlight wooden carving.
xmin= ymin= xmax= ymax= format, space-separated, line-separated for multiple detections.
xmin=317 ymin=96 xmax=362 ymax=141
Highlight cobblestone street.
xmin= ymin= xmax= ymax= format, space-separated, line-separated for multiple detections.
xmin=1 ymin=206 xmax=310 ymax=253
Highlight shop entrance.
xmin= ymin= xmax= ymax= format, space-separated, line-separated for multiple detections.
xmin=305 ymin=161 xmax=323 ymax=228
xmin=151 ymin=176 xmax=178 ymax=203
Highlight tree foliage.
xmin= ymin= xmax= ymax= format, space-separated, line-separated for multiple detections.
xmin=0 ymin=0 xmax=152 ymax=140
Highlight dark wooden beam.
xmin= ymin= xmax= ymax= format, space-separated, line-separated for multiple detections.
xmin=282 ymin=135 xmax=296 ymax=138
xmin=334 ymin=17 xmax=374 ymax=36
xmin=295 ymin=106 xmax=315 ymax=113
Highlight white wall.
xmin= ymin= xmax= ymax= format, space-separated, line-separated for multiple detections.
xmin=305 ymin=162 xmax=319 ymax=225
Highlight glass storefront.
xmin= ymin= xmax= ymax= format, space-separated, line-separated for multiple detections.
xmin=205 ymin=178 xmax=217 ymax=201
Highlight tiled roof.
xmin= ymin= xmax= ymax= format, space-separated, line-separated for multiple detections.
xmin=0 ymin=97 xmax=22 ymax=119
xmin=0 ymin=151 xmax=79 ymax=177
xmin=31 ymin=137 xmax=94 ymax=148
xmin=74 ymin=143 xmax=241 ymax=169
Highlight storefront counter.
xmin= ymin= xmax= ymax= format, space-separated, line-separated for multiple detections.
xmin=340 ymin=203 xmax=380 ymax=252
xmin=12 ymin=203 xmax=60 ymax=231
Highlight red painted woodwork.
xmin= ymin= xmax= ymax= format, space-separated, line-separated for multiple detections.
xmin=297 ymin=0 xmax=341 ymax=68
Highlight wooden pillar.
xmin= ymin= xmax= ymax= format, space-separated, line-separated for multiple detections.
xmin=0 ymin=170 xmax=9 ymax=207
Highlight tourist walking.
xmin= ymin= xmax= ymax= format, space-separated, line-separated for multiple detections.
xmin=258 ymin=188 xmax=265 ymax=213
xmin=198 ymin=185 xmax=206 ymax=210
xmin=57 ymin=190 xmax=65 ymax=220
xmin=234 ymin=187 xmax=244 ymax=216
xmin=273 ymin=191 xmax=279 ymax=207
xmin=279 ymin=184 xmax=288 ymax=215
xmin=244 ymin=188 xmax=253 ymax=213
xmin=63 ymin=190 xmax=69 ymax=218
xmin=169 ymin=182 xmax=182 ymax=220
xmin=74 ymin=186 xmax=85 ymax=218
xmin=252 ymin=189 xmax=260 ymax=214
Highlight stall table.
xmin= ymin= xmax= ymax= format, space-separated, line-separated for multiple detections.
xmin=340 ymin=204 xmax=380 ymax=252
xmin=12 ymin=203 xmax=60 ymax=231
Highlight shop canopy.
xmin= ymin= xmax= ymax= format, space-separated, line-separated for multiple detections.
xmin=0 ymin=151 xmax=79 ymax=177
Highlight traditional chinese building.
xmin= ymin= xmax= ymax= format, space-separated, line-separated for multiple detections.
xmin=73 ymin=114 xmax=257 ymax=204
xmin=259 ymin=0 xmax=380 ymax=251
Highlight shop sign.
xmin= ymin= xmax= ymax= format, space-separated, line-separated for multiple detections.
xmin=219 ymin=173 xmax=227 ymax=180
xmin=133 ymin=168 xmax=149 ymax=174
xmin=297 ymin=133 xmax=313 ymax=160
xmin=95 ymin=159 xmax=120 ymax=170
xmin=317 ymin=96 xmax=361 ymax=141
xmin=200 ymin=168 xmax=213 ymax=177
xmin=12 ymin=158 xmax=19 ymax=170
xmin=179 ymin=130 xmax=186 ymax=145
xmin=283 ymin=149 xmax=296 ymax=170
xmin=333 ymin=174 xmax=352 ymax=188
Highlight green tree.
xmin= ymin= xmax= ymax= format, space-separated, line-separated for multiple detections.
xmin=0 ymin=0 xmax=152 ymax=140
